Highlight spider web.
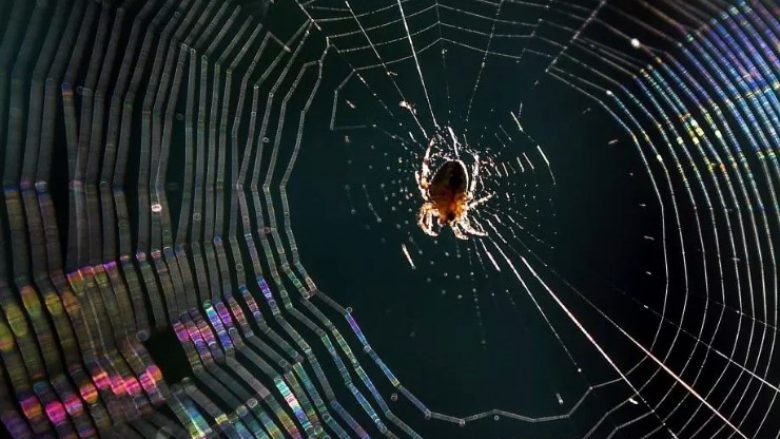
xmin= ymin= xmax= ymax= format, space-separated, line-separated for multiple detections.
xmin=293 ymin=0 xmax=780 ymax=437
xmin=0 ymin=0 xmax=777 ymax=438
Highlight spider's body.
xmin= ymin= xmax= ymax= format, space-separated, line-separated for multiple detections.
xmin=416 ymin=132 xmax=492 ymax=240
xmin=428 ymin=160 xmax=469 ymax=224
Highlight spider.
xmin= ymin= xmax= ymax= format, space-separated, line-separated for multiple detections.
xmin=415 ymin=132 xmax=493 ymax=240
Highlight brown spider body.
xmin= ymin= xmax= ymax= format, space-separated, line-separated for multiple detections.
xmin=428 ymin=160 xmax=469 ymax=225
xmin=415 ymin=130 xmax=492 ymax=240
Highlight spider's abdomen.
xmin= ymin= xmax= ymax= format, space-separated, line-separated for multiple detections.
xmin=428 ymin=160 xmax=469 ymax=222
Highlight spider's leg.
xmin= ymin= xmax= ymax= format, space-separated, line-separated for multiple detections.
xmin=468 ymin=192 xmax=494 ymax=209
xmin=418 ymin=203 xmax=438 ymax=237
xmin=417 ymin=203 xmax=428 ymax=230
xmin=451 ymin=221 xmax=468 ymax=240
xmin=461 ymin=216 xmax=487 ymax=237
xmin=415 ymin=171 xmax=429 ymax=200
xmin=469 ymin=154 xmax=480 ymax=195
xmin=426 ymin=207 xmax=439 ymax=237
xmin=426 ymin=213 xmax=438 ymax=237
xmin=419 ymin=134 xmax=437 ymax=186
